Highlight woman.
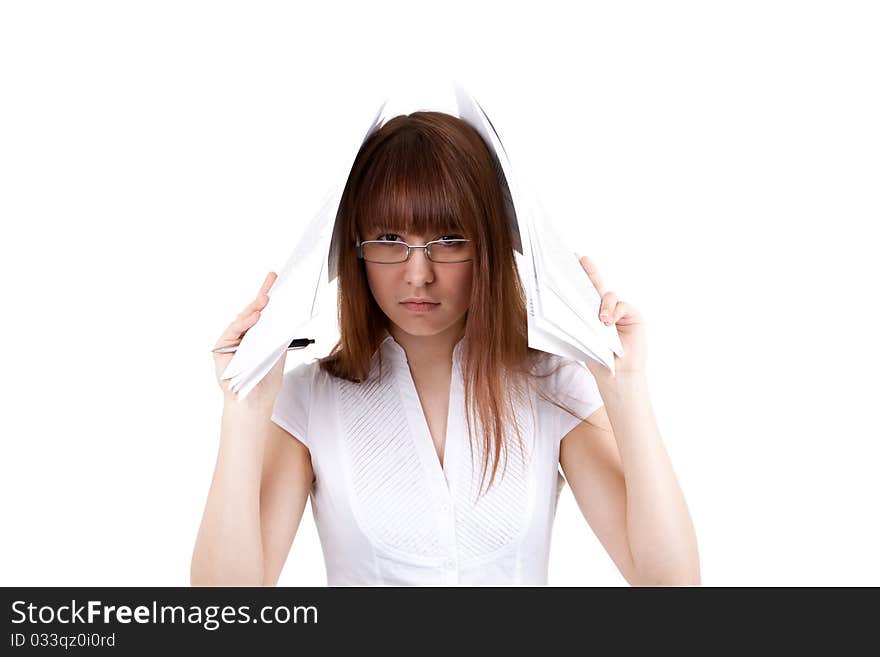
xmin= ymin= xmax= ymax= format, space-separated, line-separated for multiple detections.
xmin=191 ymin=111 xmax=700 ymax=586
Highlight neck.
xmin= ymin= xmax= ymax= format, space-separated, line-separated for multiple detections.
xmin=388 ymin=321 xmax=465 ymax=370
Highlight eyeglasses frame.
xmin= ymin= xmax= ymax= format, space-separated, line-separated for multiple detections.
xmin=355 ymin=235 xmax=475 ymax=264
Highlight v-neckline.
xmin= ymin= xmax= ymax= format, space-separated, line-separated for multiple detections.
xmin=408 ymin=364 xmax=453 ymax=471
xmin=381 ymin=331 xmax=464 ymax=499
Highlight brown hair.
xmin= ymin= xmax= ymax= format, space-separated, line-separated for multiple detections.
xmin=318 ymin=110 xmax=592 ymax=496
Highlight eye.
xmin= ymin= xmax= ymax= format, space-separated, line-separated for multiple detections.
xmin=377 ymin=233 xmax=402 ymax=242
xmin=436 ymin=235 xmax=465 ymax=243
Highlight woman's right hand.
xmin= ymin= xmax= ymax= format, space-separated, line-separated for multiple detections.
xmin=213 ymin=271 xmax=286 ymax=410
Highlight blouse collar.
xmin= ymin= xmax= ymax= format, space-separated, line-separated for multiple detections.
xmin=379 ymin=328 xmax=467 ymax=367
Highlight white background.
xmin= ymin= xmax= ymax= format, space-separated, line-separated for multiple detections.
xmin=1 ymin=1 xmax=878 ymax=586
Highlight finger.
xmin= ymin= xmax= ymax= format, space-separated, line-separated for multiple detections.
xmin=599 ymin=291 xmax=618 ymax=325
xmin=260 ymin=271 xmax=277 ymax=296
xmin=217 ymin=309 xmax=260 ymax=345
xmin=236 ymin=291 xmax=271 ymax=320
xmin=577 ymin=254 xmax=606 ymax=296
xmin=234 ymin=272 xmax=276 ymax=319
xmin=238 ymin=272 xmax=276 ymax=316
xmin=236 ymin=297 xmax=260 ymax=320
xmin=217 ymin=272 xmax=276 ymax=350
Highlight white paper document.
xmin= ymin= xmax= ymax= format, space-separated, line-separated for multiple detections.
xmin=220 ymin=82 xmax=623 ymax=399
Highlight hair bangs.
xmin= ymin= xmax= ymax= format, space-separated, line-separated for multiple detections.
xmin=355 ymin=129 xmax=476 ymax=241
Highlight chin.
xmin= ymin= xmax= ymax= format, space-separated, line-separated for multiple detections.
xmin=395 ymin=323 xmax=440 ymax=337
xmin=389 ymin=313 xmax=447 ymax=336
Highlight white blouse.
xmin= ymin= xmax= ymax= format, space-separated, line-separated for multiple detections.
xmin=270 ymin=329 xmax=604 ymax=586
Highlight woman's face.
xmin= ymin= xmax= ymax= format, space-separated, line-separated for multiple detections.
xmin=364 ymin=229 xmax=474 ymax=339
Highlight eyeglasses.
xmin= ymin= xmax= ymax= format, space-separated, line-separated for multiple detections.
xmin=356 ymin=236 xmax=475 ymax=264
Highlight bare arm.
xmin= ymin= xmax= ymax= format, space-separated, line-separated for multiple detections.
xmin=259 ymin=422 xmax=313 ymax=585
xmin=569 ymin=255 xmax=699 ymax=585
xmin=560 ymin=405 xmax=638 ymax=584
xmin=190 ymin=403 xmax=261 ymax=585
xmin=560 ymin=374 xmax=700 ymax=586
xmin=191 ymin=270 xmax=313 ymax=586
xmin=191 ymin=398 xmax=313 ymax=586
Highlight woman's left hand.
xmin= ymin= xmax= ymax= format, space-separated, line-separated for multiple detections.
xmin=577 ymin=254 xmax=647 ymax=381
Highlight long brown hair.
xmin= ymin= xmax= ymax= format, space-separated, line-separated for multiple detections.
xmin=318 ymin=110 xmax=591 ymax=496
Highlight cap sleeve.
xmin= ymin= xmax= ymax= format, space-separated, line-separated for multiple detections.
xmin=537 ymin=354 xmax=605 ymax=441
xmin=271 ymin=359 xmax=315 ymax=450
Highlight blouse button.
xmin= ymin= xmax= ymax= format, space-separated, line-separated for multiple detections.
xmin=440 ymin=503 xmax=450 ymax=513
xmin=444 ymin=559 xmax=456 ymax=569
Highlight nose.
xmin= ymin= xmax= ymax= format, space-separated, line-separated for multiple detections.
xmin=403 ymin=243 xmax=435 ymax=286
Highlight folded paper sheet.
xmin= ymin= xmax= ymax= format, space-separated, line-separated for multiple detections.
xmin=221 ymin=82 xmax=623 ymax=399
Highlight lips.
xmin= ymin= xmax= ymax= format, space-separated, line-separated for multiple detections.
xmin=400 ymin=299 xmax=439 ymax=304
xmin=401 ymin=300 xmax=440 ymax=312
